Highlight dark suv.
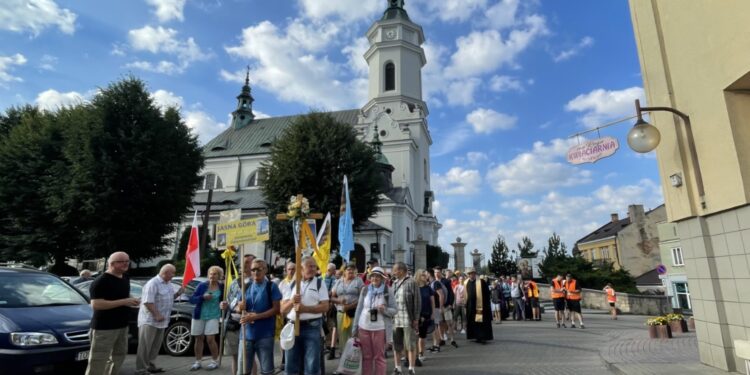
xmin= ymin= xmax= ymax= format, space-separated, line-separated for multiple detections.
xmin=0 ymin=267 xmax=92 ymax=374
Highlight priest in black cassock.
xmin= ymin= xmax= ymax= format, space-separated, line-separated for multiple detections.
xmin=465 ymin=267 xmax=493 ymax=343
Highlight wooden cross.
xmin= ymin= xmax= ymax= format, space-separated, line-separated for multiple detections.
xmin=276 ymin=194 xmax=323 ymax=335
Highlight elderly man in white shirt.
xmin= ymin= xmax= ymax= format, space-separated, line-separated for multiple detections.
xmin=136 ymin=264 xmax=183 ymax=375
xmin=280 ymin=256 xmax=329 ymax=375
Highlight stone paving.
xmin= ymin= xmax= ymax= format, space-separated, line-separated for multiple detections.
xmin=119 ymin=309 xmax=739 ymax=374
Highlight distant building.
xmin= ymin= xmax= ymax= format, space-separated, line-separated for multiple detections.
xmin=657 ymin=222 xmax=691 ymax=311
xmin=575 ymin=204 xmax=666 ymax=279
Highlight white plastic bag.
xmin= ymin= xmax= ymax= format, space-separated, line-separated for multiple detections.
xmin=335 ymin=338 xmax=362 ymax=375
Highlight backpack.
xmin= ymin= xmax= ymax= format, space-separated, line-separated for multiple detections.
xmin=440 ymin=278 xmax=454 ymax=306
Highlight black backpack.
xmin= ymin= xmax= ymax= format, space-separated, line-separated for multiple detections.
xmin=440 ymin=278 xmax=454 ymax=306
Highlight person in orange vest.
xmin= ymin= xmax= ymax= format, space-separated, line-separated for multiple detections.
xmin=564 ymin=274 xmax=584 ymax=328
xmin=603 ymin=283 xmax=617 ymax=320
xmin=550 ymin=274 xmax=566 ymax=328
xmin=525 ymin=279 xmax=540 ymax=321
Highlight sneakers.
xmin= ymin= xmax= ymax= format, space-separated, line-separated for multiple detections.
xmin=327 ymin=346 xmax=336 ymax=360
xmin=415 ymin=357 xmax=423 ymax=367
xmin=189 ymin=361 xmax=201 ymax=371
xmin=393 ymin=368 xmax=403 ymax=375
xmin=206 ymin=361 xmax=219 ymax=370
xmin=409 ymin=369 xmax=416 ymax=375
xmin=418 ymin=354 xmax=426 ymax=362
xmin=451 ymin=340 xmax=458 ymax=348
xmin=439 ymin=339 xmax=445 ymax=346
xmin=428 ymin=345 xmax=440 ymax=353
xmin=556 ymin=323 xmax=561 ymax=328
xmin=460 ymin=329 xmax=466 ymax=334
xmin=571 ymin=324 xmax=576 ymax=328
xmin=561 ymin=323 xmax=567 ymax=328
xmin=580 ymin=324 xmax=585 ymax=329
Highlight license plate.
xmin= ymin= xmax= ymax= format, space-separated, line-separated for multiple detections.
xmin=76 ymin=351 xmax=89 ymax=361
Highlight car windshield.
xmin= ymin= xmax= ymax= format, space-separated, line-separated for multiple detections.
xmin=0 ymin=274 xmax=88 ymax=307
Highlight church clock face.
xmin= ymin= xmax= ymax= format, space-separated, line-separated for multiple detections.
xmin=385 ymin=29 xmax=396 ymax=40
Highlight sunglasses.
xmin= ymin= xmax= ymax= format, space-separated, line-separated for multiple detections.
xmin=250 ymin=268 xmax=262 ymax=272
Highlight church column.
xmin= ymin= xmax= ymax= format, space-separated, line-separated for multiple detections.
xmin=451 ymin=237 xmax=466 ymax=272
xmin=393 ymin=245 xmax=406 ymax=264
xmin=412 ymin=236 xmax=428 ymax=271
xmin=470 ymin=249 xmax=483 ymax=271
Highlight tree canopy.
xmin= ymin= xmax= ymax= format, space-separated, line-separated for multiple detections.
xmin=517 ymin=236 xmax=537 ymax=258
xmin=0 ymin=77 xmax=204 ymax=267
xmin=426 ymin=244 xmax=449 ymax=270
xmin=487 ymin=235 xmax=517 ymax=277
xmin=261 ymin=111 xmax=383 ymax=258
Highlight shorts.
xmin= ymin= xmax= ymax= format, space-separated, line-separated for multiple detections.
xmin=418 ymin=317 xmax=432 ymax=339
xmin=453 ymin=305 xmax=466 ymax=323
xmin=491 ymin=303 xmax=501 ymax=312
xmin=566 ymin=299 xmax=582 ymax=313
xmin=393 ymin=326 xmax=416 ymax=352
xmin=432 ymin=307 xmax=443 ymax=323
xmin=223 ymin=328 xmax=239 ymax=355
xmin=553 ymin=298 xmax=566 ymax=312
xmin=528 ymin=297 xmax=539 ymax=308
xmin=442 ymin=307 xmax=453 ymax=322
xmin=191 ymin=318 xmax=220 ymax=336
xmin=609 ymin=302 xmax=616 ymax=307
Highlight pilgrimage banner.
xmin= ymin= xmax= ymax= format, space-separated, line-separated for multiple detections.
xmin=216 ymin=217 xmax=269 ymax=248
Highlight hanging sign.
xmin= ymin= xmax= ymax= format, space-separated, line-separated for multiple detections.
xmin=216 ymin=216 xmax=269 ymax=248
xmin=567 ymin=137 xmax=619 ymax=164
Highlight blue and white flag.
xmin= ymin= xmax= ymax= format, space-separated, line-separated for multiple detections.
xmin=338 ymin=175 xmax=354 ymax=262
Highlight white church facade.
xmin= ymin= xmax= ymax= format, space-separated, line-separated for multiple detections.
xmin=184 ymin=1 xmax=440 ymax=271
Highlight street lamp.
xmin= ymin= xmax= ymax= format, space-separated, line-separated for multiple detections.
xmin=627 ymin=99 xmax=705 ymax=208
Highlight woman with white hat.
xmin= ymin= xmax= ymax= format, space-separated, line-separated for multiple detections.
xmin=351 ymin=267 xmax=396 ymax=375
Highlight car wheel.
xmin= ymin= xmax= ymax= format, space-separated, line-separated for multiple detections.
xmin=163 ymin=320 xmax=193 ymax=356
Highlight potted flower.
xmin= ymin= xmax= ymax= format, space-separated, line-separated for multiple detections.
xmin=646 ymin=316 xmax=672 ymax=339
xmin=666 ymin=313 xmax=688 ymax=334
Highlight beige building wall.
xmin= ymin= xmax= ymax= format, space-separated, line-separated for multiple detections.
xmin=629 ymin=0 xmax=750 ymax=371
xmin=616 ymin=205 xmax=666 ymax=278
xmin=578 ymin=238 xmax=620 ymax=270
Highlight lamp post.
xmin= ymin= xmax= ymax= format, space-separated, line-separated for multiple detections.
xmin=627 ymin=99 xmax=706 ymax=208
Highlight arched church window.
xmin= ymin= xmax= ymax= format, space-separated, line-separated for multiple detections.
xmin=201 ymin=173 xmax=223 ymax=190
xmin=406 ymin=227 xmax=410 ymax=242
xmin=385 ymin=62 xmax=395 ymax=91
xmin=246 ymin=169 xmax=266 ymax=187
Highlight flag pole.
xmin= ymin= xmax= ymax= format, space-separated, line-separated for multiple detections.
xmin=239 ymin=245 xmax=247 ymax=375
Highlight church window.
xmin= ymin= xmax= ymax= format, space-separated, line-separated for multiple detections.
xmin=423 ymin=159 xmax=428 ymax=181
xmin=246 ymin=169 xmax=266 ymax=187
xmin=406 ymin=227 xmax=410 ymax=242
xmin=201 ymin=173 xmax=223 ymax=190
xmin=385 ymin=62 xmax=395 ymax=91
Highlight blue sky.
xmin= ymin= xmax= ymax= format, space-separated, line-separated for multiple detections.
xmin=0 ymin=0 xmax=664 ymax=259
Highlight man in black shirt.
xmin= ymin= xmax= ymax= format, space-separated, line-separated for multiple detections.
xmin=86 ymin=251 xmax=139 ymax=375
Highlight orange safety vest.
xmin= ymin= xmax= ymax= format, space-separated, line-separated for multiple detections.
xmin=565 ymin=279 xmax=581 ymax=301
xmin=606 ymin=287 xmax=616 ymax=302
xmin=551 ymin=279 xmax=565 ymax=299
xmin=527 ymin=281 xmax=539 ymax=298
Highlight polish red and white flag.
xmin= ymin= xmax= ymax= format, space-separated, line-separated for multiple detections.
xmin=182 ymin=211 xmax=200 ymax=287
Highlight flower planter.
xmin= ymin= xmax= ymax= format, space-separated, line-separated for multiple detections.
xmin=656 ymin=324 xmax=672 ymax=339
xmin=688 ymin=317 xmax=695 ymax=330
xmin=648 ymin=325 xmax=659 ymax=339
xmin=668 ymin=320 xmax=685 ymax=334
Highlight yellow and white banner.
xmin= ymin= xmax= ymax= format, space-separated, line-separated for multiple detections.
xmin=216 ymin=217 xmax=269 ymax=248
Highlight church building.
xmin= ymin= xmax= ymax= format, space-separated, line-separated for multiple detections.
xmin=188 ymin=1 xmax=440 ymax=271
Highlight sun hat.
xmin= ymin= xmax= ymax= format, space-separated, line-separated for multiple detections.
xmin=280 ymin=321 xmax=295 ymax=350
xmin=369 ymin=266 xmax=385 ymax=277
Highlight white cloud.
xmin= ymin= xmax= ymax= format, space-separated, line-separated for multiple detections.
xmin=553 ymin=36 xmax=594 ymax=62
xmin=185 ymin=110 xmax=227 ymax=145
xmin=409 ymin=0 xmax=488 ymax=23
xmin=146 ymin=0 xmax=186 ymax=23
xmin=225 ymin=20 xmax=362 ymax=109
xmin=455 ymin=151 xmax=489 ymax=167
xmin=489 ymin=75 xmax=523 ymax=92
xmin=466 ymin=108 xmax=517 ymax=134
xmin=487 ymin=138 xmax=592 ymax=195
xmin=0 ymin=0 xmax=76 ymax=36
xmin=565 ymin=86 xmax=644 ymax=128
xmin=446 ymin=78 xmax=481 ymax=106
xmin=298 ymin=0 xmax=380 ymax=22
xmin=126 ymin=25 xmax=209 ymax=74
xmin=35 ymin=89 xmax=85 ymax=111
xmin=444 ymin=15 xmax=548 ymax=78
xmin=150 ymin=89 xmax=184 ymax=111
xmin=484 ymin=0 xmax=520 ymax=30
xmin=432 ymin=126 xmax=472 ymax=157
xmin=432 ymin=167 xmax=482 ymax=195
xmin=438 ymin=210 xmax=509 ymax=257
xmin=0 ymin=53 xmax=27 ymax=84
xmin=38 ymin=54 xmax=57 ymax=71
xmin=342 ymin=37 xmax=370 ymax=76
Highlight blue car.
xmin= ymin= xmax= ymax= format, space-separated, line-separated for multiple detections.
xmin=0 ymin=267 xmax=92 ymax=374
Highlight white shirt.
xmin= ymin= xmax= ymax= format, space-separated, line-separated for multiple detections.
xmin=138 ymin=275 xmax=174 ymax=329
xmin=283 ymin=277 xmax=329 ymax=321
xmin=358 ymin=290 xmax=386 ymax=331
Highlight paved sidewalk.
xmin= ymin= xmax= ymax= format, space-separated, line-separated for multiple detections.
xmin=118 ymin=309 xmax=740 ymax=374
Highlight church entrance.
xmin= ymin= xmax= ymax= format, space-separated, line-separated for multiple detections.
xmin=351 ymin=244 xmax=366 ymax=273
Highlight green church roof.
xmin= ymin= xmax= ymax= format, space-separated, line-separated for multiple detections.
xmin=202 ymin=109 xmax=360 ymax=158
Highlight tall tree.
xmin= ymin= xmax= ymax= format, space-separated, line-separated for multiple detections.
xmin=262 ymin=111 xmax=383 ymax=258
xmin=0 ymin=77 xmax=204 ymax=267
xmin=487 ymin=235 xmax=517 ymax=276
xmin=544 ymin=232 xmax=567 ymax=259
xmin=517 ymin=236 xmax=537 ymax=258
xmin=426 ymin=244 xmax=449 ymax=270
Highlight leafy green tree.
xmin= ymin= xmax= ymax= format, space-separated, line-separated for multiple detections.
xmin=426 ymin=244 xmax=449 ymax=269
xmin=487 ymin=235 xmax=517 ymax=277
xmin=0 ymin=105 xmax=41 ymax=139
xmin=517 ymin=236 xmax=537 ymax=258
xmin=262 ymin=111 xmax=383 ymax=258
xmin=0 ymin=77 xmax=204 ymax=268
